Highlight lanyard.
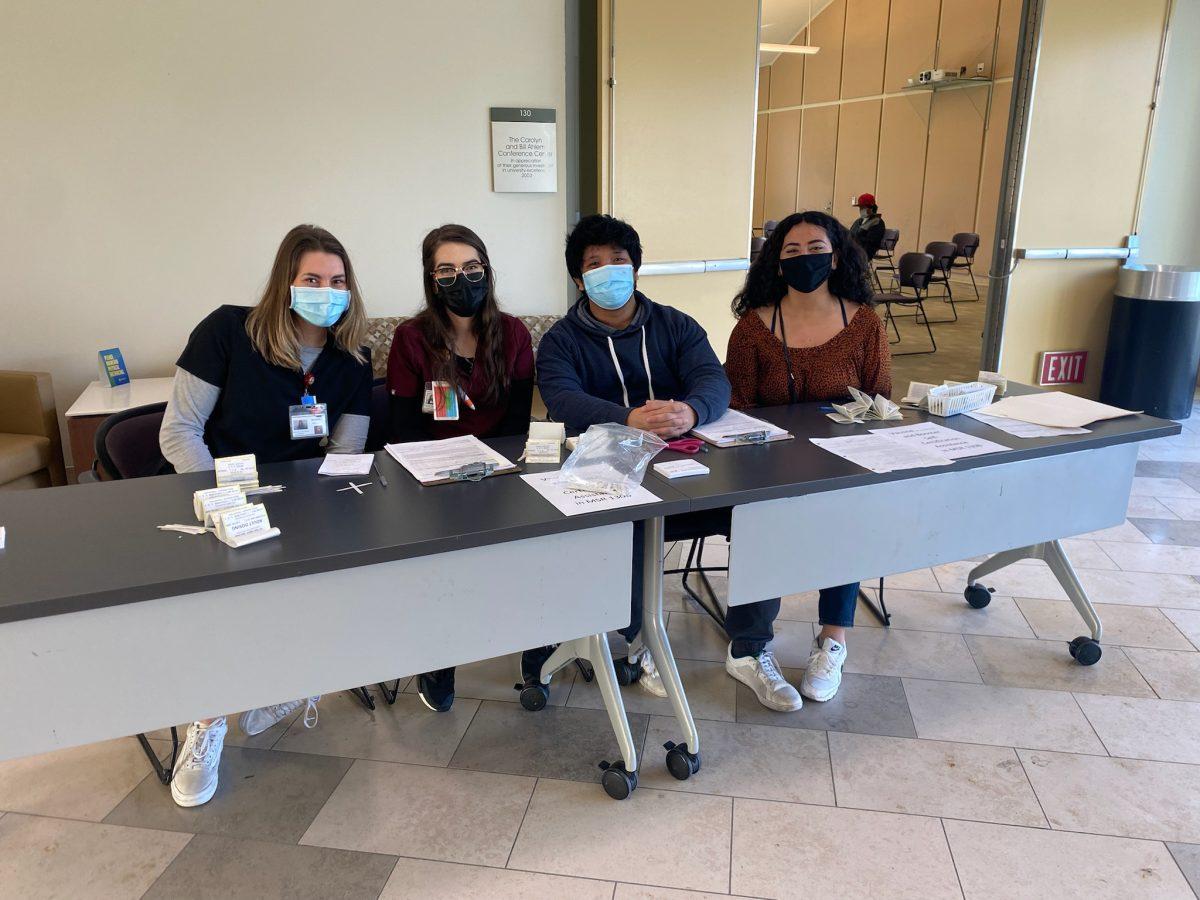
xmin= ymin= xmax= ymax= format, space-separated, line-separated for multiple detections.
xmin=301 ymin=372 xmax=316 ymax=406
xmin=770 ymin=297 xmax=848 ymax=405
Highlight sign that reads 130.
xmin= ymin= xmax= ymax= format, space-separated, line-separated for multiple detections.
xmin=490 ymin=107 xmax=557 ymax=193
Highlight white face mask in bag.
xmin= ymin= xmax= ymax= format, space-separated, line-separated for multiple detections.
xmin=558 ymin=422 xmax=667 ymax=495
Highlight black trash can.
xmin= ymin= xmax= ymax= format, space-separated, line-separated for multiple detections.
xmin=1100 ymin=264 xmax=1200 ymax=420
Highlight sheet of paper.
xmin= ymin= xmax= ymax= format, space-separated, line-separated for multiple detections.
xmin=810 ymin=435 xmax=952 ymax=474
xmin=869 ymin=422 xmax=1009 ymax=460
xmin=520 ymin=470 xmax=661 ymax=517
xmin=964 ymin=409 xmax=1090 ymax=438
xmin=691 ymin=409 xmax=789 ymax=445
xmin=193 ymin=485 xmax=247 ymax=524
xmin=318 ymin=453 xmax=375 ymax=477
xmin=214 ymin=453 xmax=258 ymax=488
xmin=384 ymin=435 xmax=517 ymax=484
xmin=978 ymin=391 xmax=1137 ymax=429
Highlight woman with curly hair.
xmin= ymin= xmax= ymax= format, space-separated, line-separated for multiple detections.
xmin=723 ymin=210 xmax=892 ymax=708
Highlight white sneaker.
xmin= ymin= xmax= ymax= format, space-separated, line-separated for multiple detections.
xmin=239 ymin=696 xmax=320 ymax=736
xmin=725 ymin=647 xmax=802 ymax=711
xmin=629 ymin=647 xmax=667 ymax=698
xmin=800 ymin=637 xmax=847 ymax=702
xmin=171 ymin=717 xmax=227 ymax=808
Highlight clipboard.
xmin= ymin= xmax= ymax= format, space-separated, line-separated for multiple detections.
xmin=384 ymin=435 xmax=521 ymax=486
xmin=690 ymin=409 xmax=794 ymax=448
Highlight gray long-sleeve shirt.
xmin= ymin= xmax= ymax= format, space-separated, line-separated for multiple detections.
xmin=160 ymin=346 xmax=369 ymax=474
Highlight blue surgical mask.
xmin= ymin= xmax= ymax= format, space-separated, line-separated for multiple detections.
xmin=290 ymin=285 xmax=350 ymax=328
xmin=582 ymin=264 xmax=635 ymax=310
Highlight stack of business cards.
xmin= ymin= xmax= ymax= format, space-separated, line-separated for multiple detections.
xmin=653 ymin=459 xmax=710 ymax=479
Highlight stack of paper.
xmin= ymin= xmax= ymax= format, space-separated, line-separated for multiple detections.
xmin=384 ymin=434 xmax=519 ymax=485
xmin=978 ymin=392 xmax=1136 ymax=429
xmin=868 ymin=422 xmax=1008 ymax=459
xmin=964 ymin=409 xmax=1089 ymax=438
xmin=318 ymin=453 xmax=375 ymax=476
xmin=810 ymin=435 xmax=951 ymax=474
xmin=691 ymin=409 xmax=791 ymax=446
xmin=827 ymin=386 xmax=903 ymax=424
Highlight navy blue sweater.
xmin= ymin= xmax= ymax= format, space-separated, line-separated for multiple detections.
xmin=537 ymin=292 xmax=731 ymax=431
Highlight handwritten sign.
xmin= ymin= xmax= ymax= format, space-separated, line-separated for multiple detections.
xmin=490 ymin=107 xmax=556 ymax=193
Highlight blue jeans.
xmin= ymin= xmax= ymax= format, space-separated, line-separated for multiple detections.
xmin=726 ymin=583 xmax=858 ymax=658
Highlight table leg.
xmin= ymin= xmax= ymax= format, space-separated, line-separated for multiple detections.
xmin=967 ymin=540 xmax=1103 ymax=663
xmin=640 ymin=516 xmax=701 ymax=777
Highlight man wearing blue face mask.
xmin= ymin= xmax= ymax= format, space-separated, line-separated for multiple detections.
xmin=535 ymin=214 xmax=732 ymax=695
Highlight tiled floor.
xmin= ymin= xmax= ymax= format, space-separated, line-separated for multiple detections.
xmin=5 ymin=432 xmax=1200 ymax=897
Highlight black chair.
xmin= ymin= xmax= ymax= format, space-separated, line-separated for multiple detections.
xmin=763 ymin=219 xmax=779 ymax=239
xmin=876 ymin=252 xmax=938 ymax=355
xmin=750 ymin=235 xmax=767 ymax=262
xmin=91 ymin=402 xmax=172 ymax=480
xmin=923 ymin=241 xmax=959 ymax=322
xmin=365 ymin=378 xmax=389 ymax=452
xmin=951 ymin=232 xmax=982 ymax=299
xmin=872 ymin=228 xmax=900 ymax=291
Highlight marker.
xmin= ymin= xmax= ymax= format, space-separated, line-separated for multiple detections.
xmin=459 ymin=387 xmax=476 ymax=411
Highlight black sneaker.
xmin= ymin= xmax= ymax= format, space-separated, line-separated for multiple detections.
xmin=520 ymin=645 xmax=557 ymax=685
xmin=416 ymin=667 xmax=455 ymax=712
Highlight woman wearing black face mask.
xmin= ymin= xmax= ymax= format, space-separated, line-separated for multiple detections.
xmin=722 ymin=210 xmax=891 ymax=708
xmin=388 ymin=224 xmax=535 ymax=714
xmin=387 ymin=223 xmax=534 ymax=446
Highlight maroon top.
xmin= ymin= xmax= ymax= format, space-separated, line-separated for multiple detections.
xmin=387 ymin=313 xmax=535 ymax=440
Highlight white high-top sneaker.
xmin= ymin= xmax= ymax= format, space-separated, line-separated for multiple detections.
xmin=628 ymin=645 xmax=667 ymax=698
xmin=725 ymin=647 xmax=803 ymax=711
xmin=800 ymin=636 xmax=848 ymax=702
xmin=171 ymin=717 xmax=228 ymax=808
xmin=239 ymin=697 xmax=319 ymax=737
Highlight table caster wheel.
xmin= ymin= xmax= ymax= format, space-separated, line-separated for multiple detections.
xmin=515 ymin=681 xmax=549 ymax=711
xmin=964 ymin=584 xmax=993 ymax=609
xmin=1069 ymin=636 xmax=1102 ymax=666
xmin=664 ymin=741 xmax=701 ymax=781
xmin=599 ymin=760 xmax=637 ymax=800
xmin=614 ymin=657 xmax=641 ymax=686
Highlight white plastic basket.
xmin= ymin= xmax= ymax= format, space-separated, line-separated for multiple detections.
xmin=925 ymin=381 xmax=997 ymax=417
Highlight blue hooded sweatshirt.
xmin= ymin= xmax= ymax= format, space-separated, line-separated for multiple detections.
xmin=537 ymin=291 xmax=731 ymax=431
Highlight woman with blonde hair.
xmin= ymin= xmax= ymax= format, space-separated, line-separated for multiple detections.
xmin=159 ymin=223 xmax=373 ymax=807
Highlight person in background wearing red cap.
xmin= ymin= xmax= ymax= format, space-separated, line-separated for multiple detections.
xmin=849 ymin=192 xmax=886 ymax=262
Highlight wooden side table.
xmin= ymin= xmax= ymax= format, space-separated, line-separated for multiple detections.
xmin=65 ymin=377 xmax=175 ymax=481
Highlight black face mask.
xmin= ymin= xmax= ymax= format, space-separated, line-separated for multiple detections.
xmin=439 ymin=274 xmax=488 ymax=317
xmin=779 ymin=252 xmax=833 ymax=294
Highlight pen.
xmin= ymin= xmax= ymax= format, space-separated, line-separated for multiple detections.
xmin=373 ymin=461 xmax=388 ymax=488
xmin=459 ymin=387 xmax=476 ymax=411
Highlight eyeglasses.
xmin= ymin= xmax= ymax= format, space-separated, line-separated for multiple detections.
xmin=431 ymin=262 xmax=487 ymax=287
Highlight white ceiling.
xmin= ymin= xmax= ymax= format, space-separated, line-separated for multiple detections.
xmin=759 ymin=0 xmax=835 ymax=64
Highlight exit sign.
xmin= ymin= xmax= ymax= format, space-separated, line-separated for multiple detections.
xmin=1039 ymin=350 xmax=1088 ymax=385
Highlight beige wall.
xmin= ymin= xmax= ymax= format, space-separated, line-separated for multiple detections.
xmin=0 ymin=1 xmax=568 ymax=462
xmin=601 ymin=0 xmax=760 ymax=358
xmin=997 ymin=0 xmax=1170 ymax=394
xmin=753 ymin=0 xmax=1018 ymax=262
xmin=1138 ymin=0 xmax=1200 ymax=267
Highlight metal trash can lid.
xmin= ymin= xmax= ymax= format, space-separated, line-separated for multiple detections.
xmin=1116 ymin=264 xmax=1200 ymax=302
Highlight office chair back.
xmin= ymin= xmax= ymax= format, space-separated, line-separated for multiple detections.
xmin=924 ymin=241 xmax=957 ymax=271
xmin=897 ymin=252 xmax=935 ymax=292
xmin=952 ymin=232 xmax=980 ymax=260
xmin=880 ymin=229 xmax=899 ymax=252
xmin=763 ymin=219 xmax=779 ymax=238
xmin=750 ymin=235 xmax=767 ymax=261
xmin=94 ymin=402 xmax=172 ymax=480
xmin=366 ymin=378 xmax=389 ymax=452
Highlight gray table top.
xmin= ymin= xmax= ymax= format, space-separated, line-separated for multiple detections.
xmin=645 ymin=387 xmax=1179 ymax=510
xmin=0 ymin=389 xmax=1179 ymax=625
xmin=0 ymin=436 xmax=692 ymax=624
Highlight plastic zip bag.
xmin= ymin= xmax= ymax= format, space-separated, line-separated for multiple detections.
xmin=558 ymin=423 xmax=667 ymax=495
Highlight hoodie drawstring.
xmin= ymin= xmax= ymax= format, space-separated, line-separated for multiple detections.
xmin=606 ymin=327 xmax=655 ymax=410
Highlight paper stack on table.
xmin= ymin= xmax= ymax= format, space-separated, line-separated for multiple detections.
xmin=318 ymin=453 xmax=375 ymax=477
xmin=826 ymin=387 xmax=903 ymax=424
xmin=869 ymin=422 xmax=1008 ymax=459
xmin=964 ymin=409 xmax=1089 ymax=438
xmin=811 ymin=435 xmax=951 ymax=474
xmin=978 ymin=391 xmax=1137 ymax=429
xmin=691 ymin=409 xmax=791 ymax=446
xmin=385 ymin=434 xmax=519 ymax=485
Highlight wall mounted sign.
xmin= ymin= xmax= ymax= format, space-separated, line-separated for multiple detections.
xmin=1039 ymin=350 xmax=1088 ymax=385
xmin=490 ymin=107 xmax=556 ymax=193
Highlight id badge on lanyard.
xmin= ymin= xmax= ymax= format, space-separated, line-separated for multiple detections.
xmin=290 ymin=372 xmax=330 ymax=440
